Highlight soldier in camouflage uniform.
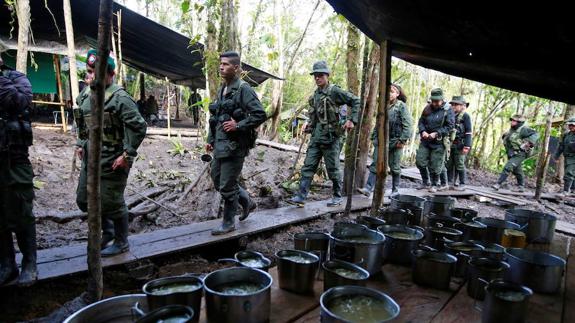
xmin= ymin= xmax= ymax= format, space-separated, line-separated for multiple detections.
xmin=288 ymin=61 xmax=359 ymax=207
xmin=554 ymin=117 xmax=575 ymax=197
xmin=416 ymin=88 xmax=455 ymax=193
xmin=75 ymin=50 xmax=147 ymax=256
xmin=206 ymin=51 xmax=266 ymax=235
xmin=358 ymin=84 xmax=412 ymax=196
xmin=492 ymin=114 xmax=538 ymax=192
xmin=446 ymin=96 xmax=472 ymax=190
xmin=0 ymin=55 xmax=37 ymax=286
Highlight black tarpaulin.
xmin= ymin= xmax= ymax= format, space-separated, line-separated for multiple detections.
xmin=325 ymin=0 xmax=575 ymax=104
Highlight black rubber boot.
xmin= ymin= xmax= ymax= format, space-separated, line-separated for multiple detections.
xmin=0 ymin=231 xmax=18 ymax=286
xmin=287 ymin=177 xmax=312 ymax=207
xmin=459 ymin=169 xmax=466 ymax=185
xmin=417 ymin=167 xmax=431 ymax=189
xmin=101 ymin=217 xmax=115 ymax=250
xmin=238 ymin=187 xmax=256 ymax=221
xmin=212 ymin=199 xmax=237 ymax=235
xmin=102 ymin=216 xmax=130 ymax=257
xmin=15 ymin=224 xmax=37 ymax=286
xmin=564 ymin=179 xmax=573 ymax=193
xmin=440 ymin=169 xmax=448 ymax=186
xmin=391 ymin=174 xmax=400 ymax=194
xmin=516 ymin=173 xmax=525 ymax=192
xmin=327 ymin=180 xmax=343 ymax=207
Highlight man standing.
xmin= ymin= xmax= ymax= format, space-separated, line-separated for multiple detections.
xmin=0 ymin=55 xmax=37 ymax=286
xmin=415 ymin=88 xmax=455 ymax=192
xmin=358 ymin=84 xmax=412 ymax=196
xmin=207 ymin=51 xmax=266 ymax=235
xmin=446 ymin=96 xmax=472 ymax=190
xmin=492 ymin=114 xmax=538 ymax=192
xmin=554 ymin=118 xmax=575 ymax=197
xmin=75 ymin=50 xmax=147 ymax=256
xmin=188 ymin=88 xmax=202 ymax=126
xmin=288 ymin=61 xmax=359 ymax=207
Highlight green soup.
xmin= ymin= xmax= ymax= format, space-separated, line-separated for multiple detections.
xmin=149 ymin=282 xmax=202 ymax=296
xmin=327 ymin=294 xmax=393 ymax=322
xmin=333 ymin=268 xmax=366 ymax=280
xmin=494 ymin=290 xmax=526 ymax=302
xmin=215 ymin=282 xmax=263 ymax=295
xmin=282 ymin=255 xmax=315 ymax=264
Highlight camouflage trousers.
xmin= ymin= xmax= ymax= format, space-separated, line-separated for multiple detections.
xmin=0 ymin=162 xmax=35 ymax=232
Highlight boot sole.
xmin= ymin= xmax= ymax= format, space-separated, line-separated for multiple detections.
xmin=102 ymin=246 xmax=130 ymax=257
xmin=286 ymin=200 xmax=305 ymax=208
xmin=239 ymin=203 xmax=257 ymax=222
xmin=211 ymin=227 xmax=236 ymax=236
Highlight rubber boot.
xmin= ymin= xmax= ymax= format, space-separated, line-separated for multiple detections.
xmin=391 ymin=174 xmax=400 ymax=195
xmin=212 ymin=199 xmax=237 ymax=235
xmin=565 ymin=179 xmax=574 ymax=194
xmin=358 ymin=172 xmax=376 ymax=196
xmin=238 ymin=187 xmax=256 ymax=221
xmin=429 ymin=173 xmax=439 ymax=192
xmin=516 ymin=173 xmax=525 ymax=192
xmin=417 ymin=167 xmax=431 ymax=189
xmin=101 ymin=217 xmax=115 ymax=250
xmin=15 ymin=224 xmax=37 ymax=286
xmin=102 ymin=216 xmax=130 ymax=257
xmin=455 ymin=169 xmax=467 ymax=191
xmin=327 ymin=180 xmax=343 ymax=207
xmin=287 ymin=177 xmax=312 ymax=207
xmin=493 ymin=173 xmax=508 ymax=190
xmin=0 ymin=231 xmax=18 ymax=286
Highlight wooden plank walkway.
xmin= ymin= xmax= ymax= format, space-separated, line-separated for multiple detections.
xmin=10 ymin=196 xmax=372 ymax=284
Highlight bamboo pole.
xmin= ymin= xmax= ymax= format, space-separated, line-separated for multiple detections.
xmin=63 ymin=0 xmax=80 ymax=106
xmin=535 ymin=107 xmax=553 ymax=200
xmin=53 ymin=55 xmax=68 ymax=132
xmin=371 ymin=40 xmax=391 ymax=216
xmin=86 ymin=0 xmax=114 ymax=303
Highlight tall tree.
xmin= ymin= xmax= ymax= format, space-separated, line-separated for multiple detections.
xmin=218 ymin=0 xmax=239 ymax=52
xmin=15 ymin=0 xmax=31 ymax=73
xmin=555 ymin=104 xmax=575 ymax=183
xmin=268 ymin=0 xmax=285 ymax=140
xmin=205 ymin=2 xmax=220 ymax=99
xmin=64 ymin=0 xmax=80 ymax=105
xmin=535 ymin=107 xmax=553 ymax=200
xmin=86 ymin=0 xmax=114 ymax=303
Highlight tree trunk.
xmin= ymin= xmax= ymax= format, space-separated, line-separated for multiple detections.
xmin=354 ymin=43 xmax=380 ymax=189
xmin=15 ymin=0 xmax=30 ymax=73
xmin=63 ymin=0 xmax=80 ymax=105
xmin=268 ymin=0 xmax=284 ymax=141
xmin=139 ymin=72 xmax=145 ymax=101
xmin=555 ymin=104 xmax=575 ymax=183
xmin=218 ymin=0 xmax=239 ymax=52
xmin=86 ymin=0 xmax=114 ymax=304
xmin=206 ymin=3 xmax=219 ymax=99
xmin=535 ymin=108 xmax=553 ymax=200
xmin=371 ymin=41 xmax=390 ymax=215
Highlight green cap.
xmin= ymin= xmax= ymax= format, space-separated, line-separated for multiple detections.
xmin=430 ymin=88 xmax=444 ymax=101
xmin=566 ymin=117 xmax=575 ymax=125
xmin=449 ymin=95 xmax=469 ymax=107
xmin=310 ymin=60 xmax=330 ymax=75
xmin=510 ymin=114 xmax=526 ymax=122
xmin=86 ymin=49 xmax=116 ymax=72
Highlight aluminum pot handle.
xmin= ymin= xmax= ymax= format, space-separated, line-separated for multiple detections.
xmin=218 ymin=258 xmax=243 ymax=267
xmin=131 ymin=301 xmax=147 ymax=319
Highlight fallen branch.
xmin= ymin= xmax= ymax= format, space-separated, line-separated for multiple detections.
xmin=246 ymin=167 xmax=270 ymax=180
xmin=125 ymin=186 xmax=170 ymax=208
xmin=126 ymin=187 xmax=180 ymax=217
xmin=36 ymin=210 xmax=86 ymax=224
xmin=177 ymin=163 xmax=210 ymax=203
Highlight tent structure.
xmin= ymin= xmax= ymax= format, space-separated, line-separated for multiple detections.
xmin=325 ymin=0 xmax=575 ymax=104
xmin=0 ymin=0 xmax=281 ymax=89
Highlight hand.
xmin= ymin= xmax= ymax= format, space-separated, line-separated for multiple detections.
xmin=112 ymin=154 xmax=129 ymax=171
xmin=76 ymin=147 xmax=83 ymax=160
xmin=462 ymin=146 xmax=471 ymax=155
xmin=429 ymin=132 xmax=438 ymax=139
xmin=395 ymin=142 xmax=405 ymax=149
xmin=421 ymin=131 xmax=429 ymax=139
xmin=223 ymin=119 xmax=238 ymax=132
xmin=342 ymin=120 xmax=354 ymax=131
xmin=206 ymin=144 xmax=214 ymax=152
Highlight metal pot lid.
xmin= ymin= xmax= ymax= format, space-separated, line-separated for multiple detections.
xmin=505 ymin=248 xmax=566 ymax=267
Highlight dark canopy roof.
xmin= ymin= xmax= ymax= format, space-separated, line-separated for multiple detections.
xmin=0 ymin=0 xmax=280 ymax=88
xmin=326 ymin=0 xmax=575 ymax=104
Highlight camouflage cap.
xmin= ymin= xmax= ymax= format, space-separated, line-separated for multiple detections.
xmin=86 ymin=49 xmax=116 ymax=72
xmin=430 ymin=88 xmax=444 ymax=101
xmin=566 ymin=117 xmax=575 ymax=125
xmin=310 ymin=60 xmax=331 ymax=75
xmin=449 ymin=95 xmax=469 ymax=107
xmin=510 ymin=114 xmax=526 ymax=122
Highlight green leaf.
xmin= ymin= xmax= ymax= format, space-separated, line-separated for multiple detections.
xmin=181 ymin=0 xmax=190 ymax=13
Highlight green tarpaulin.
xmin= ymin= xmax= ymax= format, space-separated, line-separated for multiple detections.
xmin=3 ymin=51 xmax=56 ymax=94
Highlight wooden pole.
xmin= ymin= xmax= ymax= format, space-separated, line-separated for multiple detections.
xmin=370 ymin=40 xmax=391 ymax=216
xmin=535 ymin=107 xmax=553 ymax=200
xmin=86 ymin=0 xmax=113 ymax=303
xmin=53 ymin=55 xmax=68 ymax=132
xmin=63 ymin=0 xmax=80 ymax=106
xmin=110 ymin=20 xmax=119 ymax=82
xmin=166 ymin=78 xmax=171 ymax=138
xmin=15 ymin=0 xmax=30 ymax=74
xmin=116 ymin=9 xmax=125 ymax=87
xmin=139 ymin=72 xmax=145 ymax=101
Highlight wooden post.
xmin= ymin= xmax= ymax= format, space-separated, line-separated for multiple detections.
xmin=15 ymin=0 xmax=30 ymax=74
xmin=535 ymin=107 xmax=553 ymax=200
xmin=116 ymin=9 xmax=125 ymax=87
xmin=139 ymin=72 xmax=145 ymax=101
xmin=63 ymin=0 xmax=80 ymax=106
xmin=53 ymin=55 xmax=68 ymax=132
xmin=370 ymin=40 xmax=391 ymax=216
xmin=166 ymin=78 xmax=171 ymax=138
xmin=86 ymin=0 xmax=114 ymax=304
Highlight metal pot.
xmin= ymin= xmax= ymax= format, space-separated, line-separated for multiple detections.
xmin=379 ymin=208 xmax=411 ymax=225
xmin=136 ymin=305 xmax=194 ymax=323
xmin=504 ymin=209 xmax=557 ymax=244
xmin=482 ymin=279 xmax=533 ymax=323
xmin=322 ymin=260 xmax=370 ymax=291
xmin=203 ymin=267 xmax=272 ymax=323
xmin=294 ymin=231 xmax=330 ymax=257
xmin=475 ymin=217 xmax=520 ymax=244
xmin=424 ymin=196 xmax=455 ymax=218
xmin=444 ymin=241 xmax=484 ymax=278
xmin=378 ymin=225 xmax=424 ymax=266
xmin=504 ymin=248 xmax=566 ymax=294
xmin=64 ymin=294 xmax=149 ymax=323
xmin=412 ymin=249 xmax=457 ymax=290
xmin=450 ymin=207 xmax=479 ymax=222
xmin=454 ymin=221 xmax=487 ymax=241
xmin=469 ymin=240 xmax=506 ymax=260
xmin=355 ymin=216 xmax=387 ymax=230
xmin=276 ymin=249 xmax=319 ymax=294
xmin=142 ymin=275 xmax=203 ymax=322
xmin=424 ymin=225 xmax=463 ymax=250
xmin=218 ymin=251 xmax=272 ymax=272
xmin=330 ymin=224 xmax=386 ymax=275
xmin=390 ymin=194 xmax=427 ymax=225
xmin=467 ymin=258 xmax=510 ymax=300
xmin=427 ymin=214 xmax=460 ymax=228
xmin=320 ymin=286 xmax=400 ymax=322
